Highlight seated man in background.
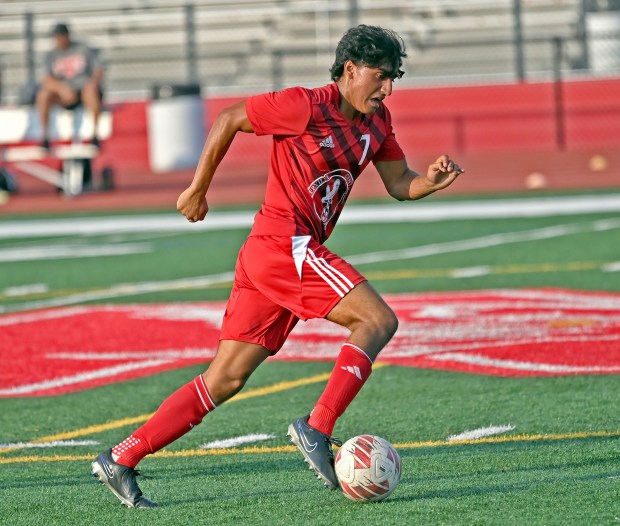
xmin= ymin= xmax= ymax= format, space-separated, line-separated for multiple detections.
xmin=36 ymin=23 xmax=104 ymax=150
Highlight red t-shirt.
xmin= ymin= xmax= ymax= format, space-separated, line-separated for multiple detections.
xmin=246 ymin=82 xmax=405 ymax=243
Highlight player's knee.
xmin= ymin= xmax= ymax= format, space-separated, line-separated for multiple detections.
xmin=226 ymin=375 xmax=248 ymax=395
xmin=378 ymin=307 xmax=399 ymax=342
xmin=214 ymin=370 xmax=251 ymax=402
xmin=362 ymin=305 xmax=398 ymax=345
xmin=40 ymin=76 xmax=56 ymax=90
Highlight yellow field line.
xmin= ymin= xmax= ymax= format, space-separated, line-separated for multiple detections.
xmin=394 ymin=429 xmax=620 ymax=448
xmin=33 ymin=415 xmax=158 ymax=443
xmin=0 ymin=363 xmax=388 ymax=454
xmin=1 ymin=429 xmax=617 ymax=465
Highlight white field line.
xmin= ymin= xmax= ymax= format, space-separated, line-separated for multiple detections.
xmin=489 ymin=287 xmax=620 ymax=308
xmin=0 ymin=440 xmax=99 ymax=449
xmin=0 ymin=359 xmax=172 ymax=396
xmin=2 ymin=218 xmax=619 ymax=314
xmin=2 ymin=194 xmax=620 ymax=240
xmin=427 ymin=352 xmax=620 ymax=373
xmin=3 ymin=283 xmax=49 ymax=297
xmin=0 ymin=306 xmax=92 ymax=326
xmin=603 ymin=262 xmax=620 ymax=273
xmin=450 ymin=266 xmax=491 ymax=278
xmin=0 ymin=243 xmax=152 ymax=262
xmin=201 ymin=434 xmax=276 ymax=450
xmin=46 ymin=349 xmax=216 ymax=360
xmin=0 ymin=272 xmax=235 ymax=314
xmin=385 ymin=335 xmax=620 ymax=359
xmin=0 ymin=212 xmax=254 ymax=240
xmin=340 ymin=194 xmax=620 ymax=223
xmin=447 ymin=425 xmax=516 ymax=442
xmin=347 ymin=221 xmax=620 ymax=265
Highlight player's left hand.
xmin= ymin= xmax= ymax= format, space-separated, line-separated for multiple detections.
xmin=425 ymin=154 xmax=465 ymax=191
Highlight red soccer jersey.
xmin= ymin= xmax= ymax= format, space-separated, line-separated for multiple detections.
xmin=246 ymin=82 xmax=405 ymax=243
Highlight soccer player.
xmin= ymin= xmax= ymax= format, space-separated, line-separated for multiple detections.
xmin=92 ymin=25 xmax=464 ymax=508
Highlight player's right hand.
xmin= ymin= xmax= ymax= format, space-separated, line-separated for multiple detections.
xmin=177 ymin=187 xmax=209 ymax=222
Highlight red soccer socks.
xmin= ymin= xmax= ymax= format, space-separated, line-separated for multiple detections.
xmin=112 ymin=374 xmax=216 ymax=468
xmin=111 ymin=344 xmax=372 ymax=466
xmin=308 ymin=343 xmax=373 ymax=436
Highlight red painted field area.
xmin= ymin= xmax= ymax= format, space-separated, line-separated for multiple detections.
xmin=1 ymin=289 xmax=619 ymax=397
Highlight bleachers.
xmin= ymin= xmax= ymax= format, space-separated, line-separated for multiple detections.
xmin=0 ymin=0 xmax=588 ymax=102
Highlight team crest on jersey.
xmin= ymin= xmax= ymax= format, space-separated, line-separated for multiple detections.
xmin=307 ymin=169 xmax=354 ymax=225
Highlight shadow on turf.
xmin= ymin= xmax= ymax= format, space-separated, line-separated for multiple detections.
xmin=162 ymin=486 xmax=313 ymax=507
xmin=119 ymin=457 xmax=331 ymax=506
xmin=142 ymin=456 xmax=301 ymax=479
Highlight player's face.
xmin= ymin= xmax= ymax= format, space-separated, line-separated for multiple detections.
xmin=347 ymin=62 xmax=395 ymax=115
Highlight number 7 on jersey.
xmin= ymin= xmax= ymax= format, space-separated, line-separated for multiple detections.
xmin=358 ymin=134 xmax=370 ymax=165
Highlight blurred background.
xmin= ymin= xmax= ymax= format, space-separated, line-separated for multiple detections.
xmin=0 ymin=0 xmax=619 ymax=213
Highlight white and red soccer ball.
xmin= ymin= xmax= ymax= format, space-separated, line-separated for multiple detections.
xmin=334 ymin=434 xmax=401 ymax=502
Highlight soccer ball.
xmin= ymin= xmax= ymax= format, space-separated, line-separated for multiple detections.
xmin=334 ymin=434 xmax=401 ymax=502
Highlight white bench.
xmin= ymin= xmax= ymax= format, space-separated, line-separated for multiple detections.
xmin=0 ymin=106 xmax=113 ymax=195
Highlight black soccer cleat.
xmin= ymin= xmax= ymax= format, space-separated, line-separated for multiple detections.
xmin=91 ymin=449 xmax=158 ymax=509
xmin=287 ymin=415 xmax=342 ymax=490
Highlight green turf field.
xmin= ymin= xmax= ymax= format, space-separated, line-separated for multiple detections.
xmin=1 ymin=191 xmax=619 ymax=525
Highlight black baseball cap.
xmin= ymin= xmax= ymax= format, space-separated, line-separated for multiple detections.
xmin=51 ymin=23 xmax=69 ymax=36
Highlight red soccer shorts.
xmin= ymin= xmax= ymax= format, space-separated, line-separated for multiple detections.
xmin=219 ymin=235 xmax=366 ymax=353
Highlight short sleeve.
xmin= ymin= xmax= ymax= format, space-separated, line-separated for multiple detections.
xmin=246 ymin=87 xmax=312 ymax=137
xmin=44 ymin=51 xmax=54 ymax=75
xmin=373 ymin=132 xmax=405 ymax=163
xmin=89 ymin=47 xmax=104 ymax=71
xmin=373 ymin=105 xmax=405 ymax=163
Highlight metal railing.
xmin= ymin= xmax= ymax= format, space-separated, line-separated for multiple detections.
xmin=0 ymin=0 xmax=619 ymax=102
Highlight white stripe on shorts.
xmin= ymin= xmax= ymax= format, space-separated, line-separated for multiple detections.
xmin=291 ymin=235 xmax=311 ymax=279
xmin=306 ymin=248 xmax=354 ymax=297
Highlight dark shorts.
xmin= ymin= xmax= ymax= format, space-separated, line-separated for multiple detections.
xmin=62 ymin=86 xmax=104 ymax=110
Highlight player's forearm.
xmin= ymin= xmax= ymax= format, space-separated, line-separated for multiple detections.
xmin=387 ymin=169 xmax=434 ymax=201
xmin=188 ymin=105 xmax=248 ymax=195
xmin=188 ymin=134 xmax=233 ymax=195
xmin=405 ymin=170 xmax=437 ymax=201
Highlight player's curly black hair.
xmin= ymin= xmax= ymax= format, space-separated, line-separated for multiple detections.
xmin=330 ymin=25 xmax=407 ymax=81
